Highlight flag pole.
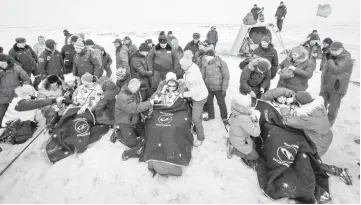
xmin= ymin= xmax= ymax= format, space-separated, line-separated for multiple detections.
xmin=314 ymin=5 xmax=318 ymax=28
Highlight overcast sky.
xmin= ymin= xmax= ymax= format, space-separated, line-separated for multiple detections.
xmin=0 ymin=0 xmax=359 ymax=26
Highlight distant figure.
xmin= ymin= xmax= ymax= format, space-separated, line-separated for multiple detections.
xmin=243 ymin=13 xmax=257 ymax=25
xmin=123 ymin=36 xmax=138 ymax=60
xmin=206 ymin=26 xmax=218 ymax=49
xmin=251 ymin=4 xmax=261 ymax=22
xmin=258 ymin=7 xmax=265 ymax=22
xmin=113 ymin=38 xmax=130 ymax=73
xmin=33 ymin=36 xmax=46 ymax=57
xmin=275 ymin=1 xmax=287 ymax=32
xmin=61 ymin=35 xmax=78 ymax=74
xmin=184 ymin=33 xmax=201 ymax=55
xmin=145 ymin=39 xmax=155 ymax=50
xmin=167 ymin=31 xmax=177 ymax=45
xmin=63 ymin=29 xmax=72 ymax=45
xmin=0 ymin=46 xmax=3 ymax=53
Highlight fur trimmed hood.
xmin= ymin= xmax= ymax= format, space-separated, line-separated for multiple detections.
xmin=13 ymin=43 xmax=31 ymax=51
xmin=231 ymin=93 xmax=252 ymax=115
xmin=248 ymin=57 xmax=272 ymax=71
xmin=287 ymin=46 xmax=309 ymax=65
xmin=294 ymin=96 xmax=326 ymax=117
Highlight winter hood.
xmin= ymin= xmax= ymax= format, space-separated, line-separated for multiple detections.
xmin=295 ymin=96 xmax=327 ymax=117
xmin=248 ymin=57 xmax=271 ymax=71
xmin=231 ymin=93 xmax=252 ymax=115
xmin=287 ymin=46 xmax=309 ymax=65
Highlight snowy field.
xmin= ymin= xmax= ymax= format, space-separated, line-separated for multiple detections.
xmin=0 ymin=0 xmax=360 ymax=203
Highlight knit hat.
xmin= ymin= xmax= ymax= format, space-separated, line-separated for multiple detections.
xmin=257 ymin=61 xmax=269 ymax=72
xmin=74 ymin=40 xmax=85 ymax=50
xmin=70 ymin=35 xmax=79 ymax=43
xmin=193 ymin=33 xmax=200 ymax=39
xmin=158 ymin=35 xmax=167 ymax=43
xmin=84 ymin=39 xmax=95 ymax=46
xmin=261 ymin=36 xmax=271 ymax=44
xmin=160 ymin=31 xmax=165 ymax=36
xmin=15 ymin=37 xmax=26 ymax=43
xmin=322 ymin=38 xmax=333 ymax=45
xmin=45 ymin=39 xmax=56 ymax=50
xmin=205 ymin=49 xmax=215 ymax=56
xmin=145 ymin=39 xmax=153 ymax=44
xmin=81 ymin=72 xmax=93 ymax=83
xmin=168 ymin=31 xmax=173 ymax=34
xmin=295 ymin=91 xmax=313 ymax=105
xmin=309 ymin=34 xmax=319 ymax=41
xmin=171 ymin=39 xmax=179 ymax=46
xmin=0 ymin=54 xmax=9 ymax=62
xmin=330 ymin=42 xmax=343 ymax=50
xmin=124 ymin=36 xmax=131 ymax=41
xmin=139 ymin=43 xmax=150 ymax=52
xmin=165 ymin=72 xmax=177 ymax=82
xmin=47 ymin=75 xmax=60 ymax=84
xmin=15 ymin=85 xmax=35 ymax=98
xmin=290 ymin=46 xmax=304 ymax=56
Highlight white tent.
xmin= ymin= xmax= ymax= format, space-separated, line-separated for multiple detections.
xmin=230 ymin=23 xmax=287 ymax=56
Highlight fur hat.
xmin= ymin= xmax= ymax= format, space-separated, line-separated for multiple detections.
xmin=165 ymin=72 xmax=177 ymax=82
xmin=15 ymin=85 xmax=35 ymax=98
xmin=257 ymin=61 xmax=269 ymax=72
xmin=193 ymin=33 xmax=200 ymax=39
xmin=309 ymin=34 xmax=319 ymax=41
xmin=261 ymin=36 xmax=271 ymax=44
xmin=84 ymin=39 xmax=95 ymax=46
xmin=322 ymin=38 xmax=333 ymax=45
xmin=295 ymin=91 xmax=313 ymax=105
xmin=47 ymin=75 xmax=60 ymax=84
xmin=81 ymin=72 xmax=93 ymax=83
xmin=290 ymin=46 xmax=304 ymax=56
xmin=139 ymin=43 xmax=150 ymax=52
xmin=330 ymin=42 xmax=343 ymax=50
xmin=45 ymin=39 xmax=56 ymax=49
xmin=205 ymin=49 xmax=215 ymax=56
xmin=15 ymin=37 xmax=26 ymax=43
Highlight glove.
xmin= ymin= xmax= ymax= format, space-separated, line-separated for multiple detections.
xmin=288 ymin=65 xmax=296 ymax=71
xmin=260 ymin=88 xmax=265 ymax=94
xmin=325 ymin=52 xmax=332 ymax=60
xmin=221 ymin=90 xmax=227 ymax=96
xmin=250 ymin=110 xmax=261 ymax=122
xmin=334 ymin=79 xmax=340 ymax=91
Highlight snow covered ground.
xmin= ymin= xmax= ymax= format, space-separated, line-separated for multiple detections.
xmin=0 ymin=1 xmax=360 ymax=202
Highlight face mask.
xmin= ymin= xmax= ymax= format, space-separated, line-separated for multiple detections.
xmin=205 ymin=56 xmax=214 ymax=62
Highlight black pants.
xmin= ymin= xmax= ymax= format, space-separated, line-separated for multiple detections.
xmin=0 ymin=103 xmax=9 ymax=127
xmin=277 ymin=19 xmax=284 ymax=32
xmin=206 ymin=90 xmax=228 ymax=119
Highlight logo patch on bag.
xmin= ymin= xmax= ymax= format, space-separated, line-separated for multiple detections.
xmin=273 ymin=143 xmax=299 ymax=167
xmin=156 ymin=112 xmax=173 ymax=127
xmin=74 ymin=118 xmax=90 ymax=137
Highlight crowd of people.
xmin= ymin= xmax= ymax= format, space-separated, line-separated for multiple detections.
xmin=0 ymin=3 xmax=356 ymax=201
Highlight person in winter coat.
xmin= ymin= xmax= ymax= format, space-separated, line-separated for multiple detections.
xmin=200 ymin=50 xmax=230 ymax=124
xmin=8 ymin=37 xmax=39 ymax=79
xmin=277 ymin=46 xmax=315 ymax=92
xmin=61 ymin=35 xmax=78 ymax=74
xmin=33 ymin=36 xmax=46 ymax=57
xmin=194 ymin=42 xmax=207 ymax=66
xmin=113 ymin=38 xmax=130 ymax=73
xmin=258 ymin=7 xmax=265 ymax=22
xmin=281 ymin=91 xmax=333 ymax=156
xmin=94 ymin=77 xmax=119 ymax=125
xmin=275 ymin=1 xmax=287 ymax=32
xmin=253 ymin=36 xmax=279 ymax=79
xmin=303 ymin=34 xmax=322 ymax=64
xmin=243 ymin=12 xmax=257 ymax=25
xmin=84 ymin=39 xmax=103 ymax=68
xmin=113 ymin=78 xmax=155 ymax=148
xmin=147 ymin=34 xmax=179 ymax=92
xmin=320 ymin=42 xmax=353 ymax=126
xmin=171 ymin=39 xmax=184 ymax=79
xmin=1 ymin=85 xmax=64 ymax=144
xmin=320 ymin=38 xmax=333 ymax=71
xmin=227 ymin=93 xmax=261 ymax=167
xmin=184 ymin=33 xmax=201 ymax=56
xmin=63 ymin=29 xmax=72 ymax=45
xmin=123 ymin=36 xmax=138 ymax=60
xmin=251 ymin=4 xmax=261 ymax=22
xmin=239 ymin=57 xmax=271 ymax=99
xmin=167 ymin=31 xmax=177 ymax=45
xmin=72 ymin=41 xmax=102 ymax=78
xmin=145 ymin=39 xmax=155 ymax=50
xmin=98 ymin=47 xmax=113 ymax=78
xmin=179 ymin=51 xmax=208 ymax=147
xmin=38 ymin=39 xmax=64 ymax=79
xmin=0 ymin=46 xmax=3 ymax=54
xmin=206 ymin=27 xmax=218 ymax=49
xmin=131 ymin=43 xmax=152 ymax=100
xmin=0 ymin=54 xmax=31 ymax=126
xmin=37 ymin=75 xmax=64 ymax=125
xmin=116 ymin=66 xmax=131 ymax=92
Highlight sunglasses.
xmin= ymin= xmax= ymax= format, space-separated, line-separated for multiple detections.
xmin=167 ymin=84 xmax=177 ymax=88
xmin=159 ymin=39 xmax=167 ymax=44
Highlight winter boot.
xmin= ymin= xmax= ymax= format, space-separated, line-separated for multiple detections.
xmin=122 ymin=140 xmax=144 ymax=161
xmin=226 ymin=138 xmax=234 ymax=159
xmin=241 ymin=158 xmax=258 ymax=171
xmin=0 ymin=119 xmax=21 ymax=143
